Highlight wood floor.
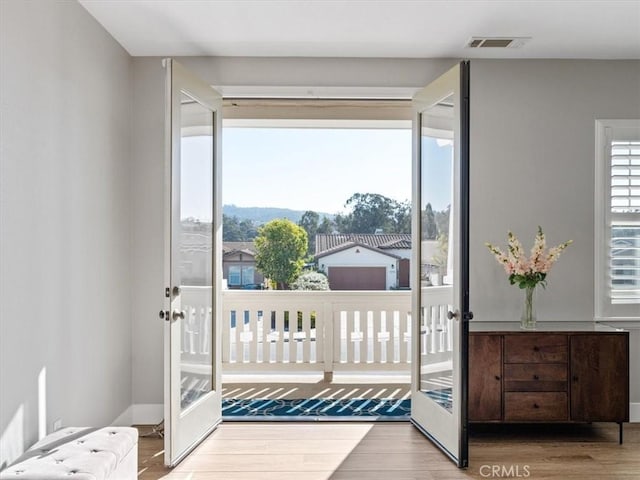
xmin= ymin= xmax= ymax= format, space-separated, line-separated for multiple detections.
xmin=137 ymin=421 xmax=639 ymax=479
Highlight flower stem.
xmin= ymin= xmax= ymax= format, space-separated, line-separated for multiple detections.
xmin=522 ymin=285 xmax=536 ymax=329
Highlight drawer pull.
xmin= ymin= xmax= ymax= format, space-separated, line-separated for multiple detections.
xmin=533 ymin=403 xmax=540 ymax=409
xmin=572 ymin=375 xmax=579 ymax=382
xmin=533 ymin=375 xmax=539 ymax=380
xmin=495 ymin=375 xmax=501 ymax=380
xmin=533 ymin=346 xmax=540 ymax=352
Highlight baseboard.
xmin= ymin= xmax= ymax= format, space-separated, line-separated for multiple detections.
xmin=630 ymin=402 xmax=640 ymax=423
xmin=111 ymin=404 xmax=163 ymax=426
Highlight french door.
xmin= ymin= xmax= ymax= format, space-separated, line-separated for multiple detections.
xmin=411 ymin=61 xmax=471 ymax=467
xmin=163 ymin=59 xmax=223 ymax=466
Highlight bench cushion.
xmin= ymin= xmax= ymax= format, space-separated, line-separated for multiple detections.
xmin=0 ymin=427 xmax=138 ymax=480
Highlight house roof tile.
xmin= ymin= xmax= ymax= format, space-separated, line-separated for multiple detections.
xmin=315 ymin=241 xmax=402 ymax=260
xmin=222 ymin=241 xmax=257 ymax=255
xmin=315 ymin=233 xmax=411 ymax=255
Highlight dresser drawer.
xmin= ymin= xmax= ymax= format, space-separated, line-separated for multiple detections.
xmin=504 ymin=335 xmax=567 ymax=363
xmin=504 ymin=363 xmax=567 ymax=391
xmin=504 ymin=392 xmax=568 ymax=421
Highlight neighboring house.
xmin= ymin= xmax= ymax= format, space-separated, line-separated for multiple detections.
xmin=180 ymin=227 xmax=213 ymax=286
xmin=179 ymin=232 xmax=265 ymax=288
xmin=315 ymin=234 xmax=412 ymax=290
xmin=222 ymin=241 xmax=265 ymax=289
xmin=179 ymin=233 xmax=265 ymax=288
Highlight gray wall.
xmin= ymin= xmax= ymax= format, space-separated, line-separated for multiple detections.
xmin=130 ymin=58 xmax=166 ymax=408
xmin=0 ymin=0 xmax=132 ymax=466
xmin=470 ymin=60 xmax=640 ymax=322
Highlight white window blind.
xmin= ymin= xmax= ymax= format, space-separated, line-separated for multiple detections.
xmin=610 ymin=140 xmax=640 ymax=304
xmin=596 ymin=120 xmax=640 ymax=319
xmin=611 ymin=140 xmax=640 ymax=212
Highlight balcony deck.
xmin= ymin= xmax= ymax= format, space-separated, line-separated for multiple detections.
xmin=222 ymin=373 xmax=411 ymax=419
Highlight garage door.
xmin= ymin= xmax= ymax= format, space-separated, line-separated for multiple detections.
xmin=328 ymin=267 xmax=386 ymax=290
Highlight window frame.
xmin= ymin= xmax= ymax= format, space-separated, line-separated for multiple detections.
xmin=595 ymin=119 xmax=640 ymax=320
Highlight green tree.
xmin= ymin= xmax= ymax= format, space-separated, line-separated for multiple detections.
xmin=422 ymin=203 xmax=438 ymax=240
xmin=254 ymin=219 xmax=308 ymax=289
xmin=223 ymin=214 xmax=257 ymax=241
xmin=393 ymin=200 xmax=411 ymax=234
xmin=347 ymin=193 xmax=395 ymax=233
xmin=333 ymin=212 xmax=353 ymax=233
xmin=299 ymin=211 xmax=335 ymax=255
xmin=238 ymin=218 xmax=258 ymax=240
xmin=317 ymin=216 xmax=334 ymax=234
xmin=435 ymin=205 xmax=450 ymax=240
xmin=223 ymin=214 xmax=242 ymax=241
xmin=432 ymin=233 xmax=449 ymax=274
xmin=336 ymin=193 xmax=411 ymax=234
xmin=298 ymin=210 xmax=320 ymax=254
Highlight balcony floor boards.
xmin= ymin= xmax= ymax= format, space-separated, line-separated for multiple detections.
xmin=222 ymin=376 xmax=411 ymax=401
xmin=137 ymin=422 xmax=639 ymax=479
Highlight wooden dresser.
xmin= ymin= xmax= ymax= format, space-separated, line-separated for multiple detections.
xmin=469 ymin=324 xmax=629 ymax=442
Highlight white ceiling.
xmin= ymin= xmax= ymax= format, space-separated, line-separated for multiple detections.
xmin=79 ymin=0 xmax=640 ymax=59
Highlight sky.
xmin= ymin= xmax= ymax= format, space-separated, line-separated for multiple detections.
xmin=222 ymin=127 xmax=412 ymax=214
xmin=180 ymin=127 xmax=452 ymax=222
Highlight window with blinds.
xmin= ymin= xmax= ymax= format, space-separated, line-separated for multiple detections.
xmin=610 ymin=140 xmax=640 ymax=304
xmin=596 ymin=120 xmax=640 ymax=319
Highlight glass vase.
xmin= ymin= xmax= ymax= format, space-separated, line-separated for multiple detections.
xmin=520 ymin=285 xmax=537 ymax=330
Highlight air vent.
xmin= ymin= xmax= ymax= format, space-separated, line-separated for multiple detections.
xmin=466 ymin=37 xmax=530 ymax=49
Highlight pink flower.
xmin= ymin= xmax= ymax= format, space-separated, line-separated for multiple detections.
xmin=486 ymin=227 xmax=572 ymax=288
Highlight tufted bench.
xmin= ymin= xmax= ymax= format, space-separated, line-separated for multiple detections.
xmin=0 ymin=427 xmax=138 ymax=480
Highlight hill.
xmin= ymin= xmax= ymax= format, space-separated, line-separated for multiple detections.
xmin=223 ymin=205 xmax=333 ymax=224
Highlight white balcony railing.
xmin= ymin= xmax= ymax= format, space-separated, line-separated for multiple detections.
xmin=180 ymin=287 xmax=453 ymax=375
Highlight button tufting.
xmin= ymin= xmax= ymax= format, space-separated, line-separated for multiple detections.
xmin=5 ymin=427 xmax=137 ymax=479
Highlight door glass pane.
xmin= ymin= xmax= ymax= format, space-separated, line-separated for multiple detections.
xmin=179 ymin=92 xmax=214 ymax=411
xmin=419 ymin=95 xmax=454 ymax=412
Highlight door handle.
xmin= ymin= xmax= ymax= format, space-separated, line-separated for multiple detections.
xmin=447 ymin=310 xmax=474 ymax=321
xmin=172 ymin=310 xmax=185 ymax=321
